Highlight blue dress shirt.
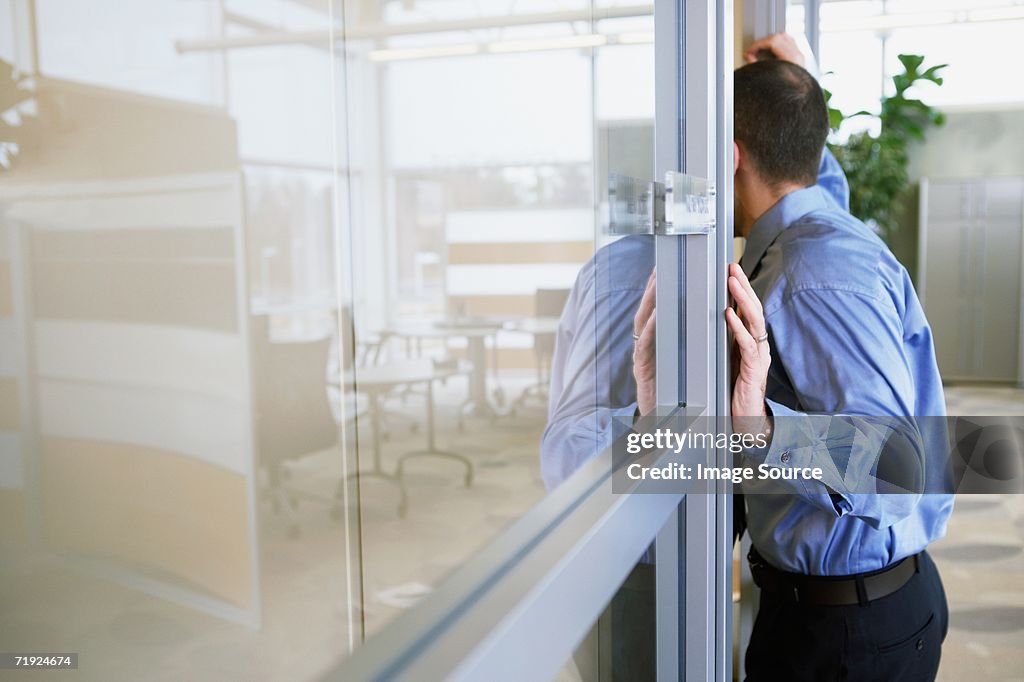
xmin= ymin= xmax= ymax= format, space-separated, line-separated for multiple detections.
xmin=540 ymin=150 xmax=951 ymax=575
xmin=740 ymin=183 xmax=953 ymax=576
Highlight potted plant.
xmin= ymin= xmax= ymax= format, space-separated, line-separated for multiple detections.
xmin=826 ymin=54 xmax=947 ymax=244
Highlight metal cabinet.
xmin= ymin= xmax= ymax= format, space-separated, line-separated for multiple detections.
xmin=919 ymin=177 xmax=1024 ymax=385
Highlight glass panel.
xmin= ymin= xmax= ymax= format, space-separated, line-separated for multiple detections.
xmin=554 ymin=561 xmax=657 ymax=682
xmin=342 ymin=0 xmax=656 ymax=642
xmin=0 ymin=0 xmax=656 ymax=677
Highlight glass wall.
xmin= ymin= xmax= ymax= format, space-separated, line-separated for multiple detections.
xmin=0 ymin=0 xmax=654 ymax=678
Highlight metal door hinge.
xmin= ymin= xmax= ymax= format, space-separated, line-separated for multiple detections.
xmin=605 ymin=171 xmax=715 ymax=236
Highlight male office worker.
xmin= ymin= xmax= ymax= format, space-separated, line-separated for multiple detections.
xmin=646 ymin=35 xmax=953 ymax=681
xmin=539 ymin=42 xmax=851 ymax=682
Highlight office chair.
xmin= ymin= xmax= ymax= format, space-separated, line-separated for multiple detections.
xmin=515 ymin=288 xmax=570 ymax=408
xmin=252 ymin=316 xmax=339 ymax=539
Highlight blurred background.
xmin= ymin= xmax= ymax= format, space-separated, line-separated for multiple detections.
xmin=0 ymin=1 xmax=1021 ymax=680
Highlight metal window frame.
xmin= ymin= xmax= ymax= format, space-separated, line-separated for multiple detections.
xmin=324 ymin=0 xmax=734 ymax=679
xmin=655 ymin=0 xmax=734 ymax=678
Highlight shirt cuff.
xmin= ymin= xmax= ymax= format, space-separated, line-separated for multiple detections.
xmin=611 ymin=403 xmax=640 ymax=436
xmin=756 ymin=399 xmax=852 ymax=516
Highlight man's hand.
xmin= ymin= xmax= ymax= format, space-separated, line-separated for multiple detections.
xmin=634 ymin=265 xmax=771 ymax=430
xmin=726 ymin=264 xmax=772 ymax=438
xmin=743 ymin=32 xmax=805 ymax=67
xmin=633 ymin=269 xmax=657 ymax=417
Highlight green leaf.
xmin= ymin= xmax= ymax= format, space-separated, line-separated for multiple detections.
xmin=828 ymin=108 xmax=844 ymax=130
xmin=898 ymin=54 xmax=925 ymax=74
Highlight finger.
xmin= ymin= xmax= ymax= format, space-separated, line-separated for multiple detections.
xmin=633 ymin=269 xmax=657 ymax=335
xmin=729 ymin=276 xmax=765 ymax=338
xmin=729 ymin=276 xmax=767 ymax=339
xmin=730 ymin=264 xmax=762 ymax=313
xmin=725 ymin=307 xmax=757 ymax=357
xmin=743 ymin=36 xmax=770 ymax=56
xmin=635 ymin=306 xmax=657 ymax=360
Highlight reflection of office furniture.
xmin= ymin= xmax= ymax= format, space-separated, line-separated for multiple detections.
xmin=444 ymin=208 xmax=591 ymax=373
xmin=386 ymin=319 xmax=506 ymax=422
xmin=506 ymin=288 xmax=570 ymax=408
xmin=919 ymin=177 xmax=1024 ymax=385
xmin=395 ymin=358 xmax=474 ymax=490
xmin=337 ymin=359 xmax=471 ymax=518
xmin=0 ymin=172 xmax=261 ymax=627
xmin=251 ymin=317 xmax=338 ymax=539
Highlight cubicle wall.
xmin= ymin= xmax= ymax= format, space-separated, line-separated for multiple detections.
xmin=0 ymin=172 xmax=261 ymax=626
xmin=919 ymin=177 xmax=1024 ymax=385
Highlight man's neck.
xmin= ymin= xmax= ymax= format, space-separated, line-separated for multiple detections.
xmin=738 ymin=182 xmax=806 ymax=238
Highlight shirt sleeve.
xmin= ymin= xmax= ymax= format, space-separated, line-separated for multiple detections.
xmin=540 ymin=273 xmax=641 ymax=490
xmin=749 ymin=287 xmax=925 ymax=529
xmin=817 ymin=148 xmax=850 ymax=212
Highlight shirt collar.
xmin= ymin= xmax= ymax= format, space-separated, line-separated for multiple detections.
xmin=739 ymin=185 xmax=834 ymax=275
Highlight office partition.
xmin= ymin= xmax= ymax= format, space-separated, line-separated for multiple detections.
xmin=0 ymin=172 xmax=261 ymax=627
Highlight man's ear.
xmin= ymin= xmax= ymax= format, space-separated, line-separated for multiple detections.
xmin=733 ymin=141 xmax=741 ymax=176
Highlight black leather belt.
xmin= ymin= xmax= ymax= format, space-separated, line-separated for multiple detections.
xmin=748 ymin=547 xmax=920 ymax=607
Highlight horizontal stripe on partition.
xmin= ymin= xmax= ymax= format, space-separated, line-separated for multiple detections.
xmin=0 ymin=377 xmax=18 ymax=431
xmin=446 ymin=264 xmax=581 ymax=296
xmin=447 ymin=241 xmax=594 ymax=265
xmin=37 ymin=379 xmax=250 ymax=474
xmin=0 ymin=432 xmax=23 ymax=489
xmin=32 ymin=261 xmax=238 ymax=332
xmin=30 ymin=227 xmax=234 ymax=261
xmin=0 ymin=319 xmax=17 ymax=377
xmin=34 ymin=320 xmax=247 ymax=401
xmin=446 ymin=209 xmax=594 ymax=244
xmin=5 ymin=184 xmax=240 ymax=232
xmin=41 ymin=437 xmax=252 ymax=607
xmin=448 ymin=294 xmax=534 ymax=317
xmin=448 ymin=347 xmax=548 ymax=371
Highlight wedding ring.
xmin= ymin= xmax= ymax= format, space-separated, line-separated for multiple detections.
xmin=632 ymin=333 xmax=641 ymax=341
xmin=755 ymin=332 xmax=769 ymax=343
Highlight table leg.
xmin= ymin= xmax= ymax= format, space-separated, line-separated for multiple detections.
xmin=335 ymin=389 xmax=408 ymax=517
xmin=397 ymin=379 xmax=473 ymax=487
xmin=461 ymin=335 xmax=507 ymax=420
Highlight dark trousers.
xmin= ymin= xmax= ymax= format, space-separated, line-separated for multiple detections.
xmin=745 ymin=551 xmax=949 ymax=682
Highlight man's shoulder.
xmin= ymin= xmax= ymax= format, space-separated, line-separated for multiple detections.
xmin=586 ymin=234 xmax=655 ymax=294
xmin=773 ymin=208 xmax=896 ymax=299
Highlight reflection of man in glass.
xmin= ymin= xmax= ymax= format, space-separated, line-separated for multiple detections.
xmin=539 ymin=36 xmax=851 ymax=681
xmin=643 ymin=35 xmax=950 ymax=681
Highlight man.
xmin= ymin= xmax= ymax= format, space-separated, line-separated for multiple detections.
xmin=642 ymin=36 xmax=952 ymax=681
xmin=540 ymin=38 xmax=851 ymax=681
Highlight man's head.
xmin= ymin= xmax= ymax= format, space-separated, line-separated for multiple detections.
xmin=733 ymin=60 xmax=829 ymax=233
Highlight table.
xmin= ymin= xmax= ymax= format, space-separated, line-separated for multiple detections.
xmin=336 ymin=359 xmax=471 ymax=517
xmin=385 ymin=318 xmax=508 ymax=421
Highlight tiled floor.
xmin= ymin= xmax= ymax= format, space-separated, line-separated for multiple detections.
xmin=933 ymin=383 xmax=1024 ymax=682
xmin=0 ymin=381 xmax=1020 ymax=681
